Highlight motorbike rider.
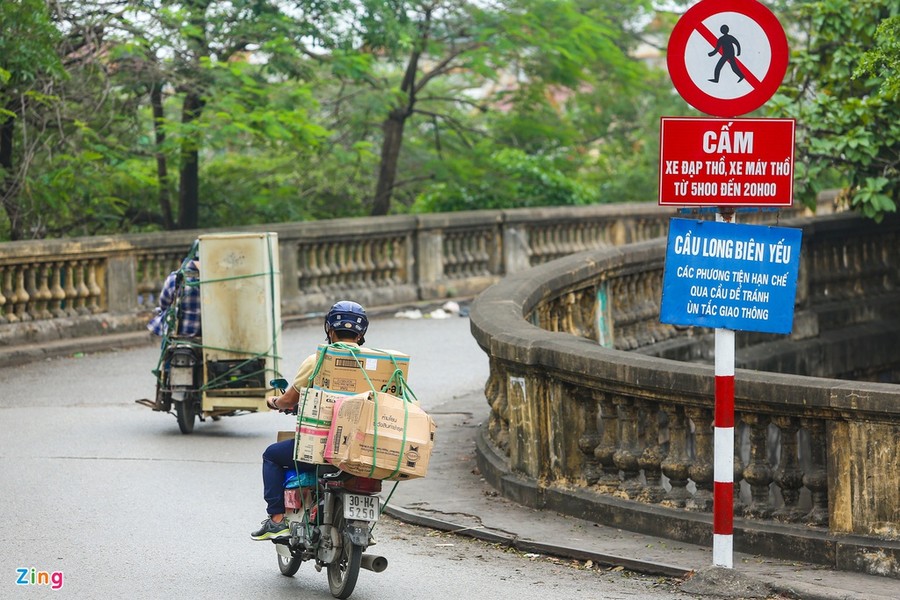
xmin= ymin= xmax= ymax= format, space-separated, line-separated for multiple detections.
xmin=251 ymin=300 xmax=369 ymax=541
xmin=147 ymin=243 xmax=201 ymax=339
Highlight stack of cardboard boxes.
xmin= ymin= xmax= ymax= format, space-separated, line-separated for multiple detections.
xmin=294 ymin=344 xmax=435 ymax=480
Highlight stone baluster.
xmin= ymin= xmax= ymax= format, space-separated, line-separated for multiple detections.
xmin=371 ymin=240 xmax=387 ymax=285
xmin=742 ymin=413 xmax=774 ymax=519
xmin=613 ymin=395 xmax=642 ymax=499
xmin=322 ymin=244 xmax=337 ymax=290
xmin=34 ymin=264 xmax=54 ymax=319
xmin=475 ymin=231 xmax=490 ymax=274
xmin=308 ymin=246 xmax=323 ymax=294
xmin=443 ymin=235 xmax=458 ymax=276
xmin=63 ymin=262 xmax=79 ymax=316
xmin=533 ymin=227 xmax=548 ymax=263
xmin=801 ymin=418 xmax=829 ymax=527
xmin=593 ymin=391 xmax=621 ymax=493
xmin=460 ymin=233 xmax=475 ymax=274
xmin=685 ymin=407 xmax=714 ymax=512
xmin=74 ymin=261 xmax=91 ymax=315
xmin=460 ymin=232 xmax=472 ymax=275
xmin=86 ymin=259 xmax=103 ymax=313
xmin=772 ymin=415 xmax=805 ymax=522
xmin=349 ymin=243 xmax=364 ymax=286
xmin=24 ymin=266 xmax=39 ymax=320
xmin=50 ymin=262 xmax=67 ymax=317
xmin=611 ymin=279 xmax=638 ymax=350
xmin=384 ymin=238 xmax=398 ymax=284
xmin=336 ymin=243 xmax=353 ymax=287
xmin=484 ymin=359 xmax=510 ymax=453
xmin=343 ymin=244 xmax=358 ymax=286
xmin=544 ymin=226 xmax=558 ymax=261
xmin=327 ymin=244 xmax=341 ymax=289
xmin=637 ymin=399 xmax=665 ymax=503
xmin=362 ymin=242 xmax=377 ymax=286
xmin=13 ymin=265 xmax=32 ymax=321
xmin=298 ymin=247 xmax=318 ymax=294
xmin=661 ymin=404 xmax=692 ymax=508
xmin=560 ymin=292 xmax=576 ymax=335
xmin=577 ymin=392 xmax=603 ymax=486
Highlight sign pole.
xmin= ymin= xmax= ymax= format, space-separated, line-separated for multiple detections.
xmin=662 ymin=0 xmax=792 ymax=570
xmin=713 ymin=208 xmax=735 ymax=568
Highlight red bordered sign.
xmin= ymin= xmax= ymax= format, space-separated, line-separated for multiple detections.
xmin=667 ymin=0 xmax=788 ymax=117
xmin=658 ymin=116 xmax=795 ymax=206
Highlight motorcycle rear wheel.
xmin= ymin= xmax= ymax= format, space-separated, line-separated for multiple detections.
xmin=175 ymin=395 xmax=197 ymax=434
xmin=326 ymin=499 xmax=362 ymax=599
xmin=277 ymin=550 xmax=302 ymax=577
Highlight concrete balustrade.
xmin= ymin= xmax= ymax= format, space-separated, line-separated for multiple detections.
xmin=3 ymin=202 xmax=789 ymax=347
xmin=469 ymin=210 xmax=900 ymax=578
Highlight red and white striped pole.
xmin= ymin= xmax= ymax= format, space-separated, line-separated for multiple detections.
xmin=713 ymin=209 xmax=735 ymax=568
xmin=713 ymin=326 xmax=735 ymax=567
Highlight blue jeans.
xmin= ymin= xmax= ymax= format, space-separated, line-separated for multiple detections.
xmin=262 ymin=439 xmax=315 ymax=515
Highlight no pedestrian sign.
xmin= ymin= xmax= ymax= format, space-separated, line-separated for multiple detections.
xmin=667 ymin=0 xmax=788 ymax=117
xmin=659 ymin=117 xmax=795 ymax=206
xmin=660 ymin=219 xmax=802 ymax=334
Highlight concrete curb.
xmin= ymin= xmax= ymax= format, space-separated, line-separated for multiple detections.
xmin=383 ymin=504 xmax=692 ymax=579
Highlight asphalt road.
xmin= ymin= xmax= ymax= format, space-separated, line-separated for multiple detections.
xmin=0 ymin=314 xmax=696 ymax=599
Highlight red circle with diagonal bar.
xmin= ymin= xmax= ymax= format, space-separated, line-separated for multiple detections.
xmin=667 ymin=0 xmax=788 ymax=117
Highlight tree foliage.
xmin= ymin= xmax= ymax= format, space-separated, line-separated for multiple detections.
xmin=5 ymin=0 xmax=896 ymax=241
xmin=771 ymin=0 xmax=899 ymax=220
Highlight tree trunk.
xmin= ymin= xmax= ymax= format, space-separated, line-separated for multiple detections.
xmin=372 ymin=110 xmax=408 ymax=216
xmin=371 ymin=42 xmax=422 ymax=217
xmin=151 ymin=82 xmax=174 ymax=230
xmin=177 ymin=91 xmax=205 ymax=230
xmin=0 ymin=108 xmax=23 ymax=241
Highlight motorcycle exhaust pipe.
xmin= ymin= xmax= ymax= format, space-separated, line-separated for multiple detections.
xmin=360 ymin=554 xmax=388 ymax=573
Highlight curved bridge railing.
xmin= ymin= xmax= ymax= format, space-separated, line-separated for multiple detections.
xmin=469 ymin=210 xmax=900 ymax=578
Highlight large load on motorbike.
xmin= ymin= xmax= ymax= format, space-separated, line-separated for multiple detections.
xmin=325 ymin=390 xmax=435 ymax=480
xmin=294 ymin=343 xmax=434 ymax=479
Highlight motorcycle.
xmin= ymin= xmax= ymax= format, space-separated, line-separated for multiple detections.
xmin=269 ymin=379 xmax=388 ymax=599
xmin=149 ymin=339 xmax=204 ymax=434
xmin=140 ymin=337 xmax=276 ymax=434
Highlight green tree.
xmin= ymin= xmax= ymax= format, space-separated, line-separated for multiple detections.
xmin=0 ymin=1 xmax=144 ymax=240
xmin=326 ymin=0 xmax=651 ymax=216
xmin=0 ymin=0 xmax=64 ymax=239
xmin=772 ymin=0 xmax=899 ymax=219
xmin=108 ymin=0 xmax=334 ymax=230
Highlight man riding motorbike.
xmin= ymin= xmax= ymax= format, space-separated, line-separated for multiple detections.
xmin=251 ymin=300 xmax=369 ymax=541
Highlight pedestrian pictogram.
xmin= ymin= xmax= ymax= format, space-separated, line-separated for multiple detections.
xmin=667 ymin=0 xmax=788 ymax=117
xmin=708 ymin=25 xmax=744 ymax=83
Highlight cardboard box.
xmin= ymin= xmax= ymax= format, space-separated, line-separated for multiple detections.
xmin=295 ymin=422 xmax=329 ymax=464
xmin=296 ymin=387 xmax=350 ymax=426
xmin=325 ymin=391 xmax=435 ymax=481
xmin=294 ymin=388 xmax=368 ymax=464
xmin=311 ymin=344 xmax=410 ymax=396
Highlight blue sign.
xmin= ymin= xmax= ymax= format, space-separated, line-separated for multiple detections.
xmin=660 ymin=218 xmax=802 ymax=334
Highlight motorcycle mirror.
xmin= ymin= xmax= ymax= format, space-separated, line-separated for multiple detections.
xmin=269 ymin=378 xmax=288 ymax=392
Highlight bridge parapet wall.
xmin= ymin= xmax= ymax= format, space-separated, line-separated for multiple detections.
xmin=0 ymin=201 xmax=812 ymax=348
xmin=469 ymin=211 xmax=900 ymax=578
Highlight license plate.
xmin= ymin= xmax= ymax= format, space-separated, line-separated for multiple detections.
xmin=170 ymin=367 xmax=193 ymax=387
xmin=343 ymin=493 xmax=379 ymax=522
